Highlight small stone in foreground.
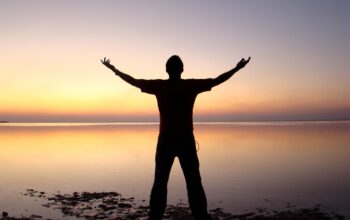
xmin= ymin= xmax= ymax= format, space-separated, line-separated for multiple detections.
xmin=2 ymin=212 xmax=9 ymax=217
xmin=29 ymin=214 xmax=42 ymax=219
xmin=118 ymin=203 xmax=132 ymax=208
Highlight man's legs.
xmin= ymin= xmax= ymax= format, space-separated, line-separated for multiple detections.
xmin=149 ymin=135 xmax=175 ymax=220
xmin=178 ymin=135 xmax=211 ymax=220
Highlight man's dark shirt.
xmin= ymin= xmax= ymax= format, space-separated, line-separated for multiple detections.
xmin=139 ymin=79 xmax=214 ymax=133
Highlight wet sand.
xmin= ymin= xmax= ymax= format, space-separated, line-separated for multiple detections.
xmin=1 ymin=189 xmax=345 ymax=220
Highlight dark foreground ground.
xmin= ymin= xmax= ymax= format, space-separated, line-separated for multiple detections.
xmin=1 ymin=189 xmax=345 ymax=220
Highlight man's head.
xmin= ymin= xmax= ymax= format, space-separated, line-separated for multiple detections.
xmin=166 ymin=55 xmax=183 ymax=79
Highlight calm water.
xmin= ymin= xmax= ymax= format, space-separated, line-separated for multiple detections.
xmin=0 ymin=121 xmax=349 ymax=218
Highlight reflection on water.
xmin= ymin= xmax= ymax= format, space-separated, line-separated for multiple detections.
xmin=0 ymin=121 xmax=349 ymax=218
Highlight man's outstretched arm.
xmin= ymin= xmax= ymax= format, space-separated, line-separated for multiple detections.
xmin=101 ymin=57 xmax=142 ymax=88
xmin=212 ymin=57 xmax=251 ymax=87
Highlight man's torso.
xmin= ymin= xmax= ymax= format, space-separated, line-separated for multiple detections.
xmin=139 ymin=79 xmax=213 ymax=132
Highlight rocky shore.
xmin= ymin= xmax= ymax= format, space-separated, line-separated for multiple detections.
xmin=1 ymin=189 xmax=345 ymax=220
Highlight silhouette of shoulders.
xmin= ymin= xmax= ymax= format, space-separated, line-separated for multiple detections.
xmin=138 ymin=78 xmax=214 ymax=95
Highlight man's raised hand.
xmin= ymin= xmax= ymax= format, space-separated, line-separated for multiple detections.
xmin=236 ymin=57 xmax=251 ymax=70
xmin=101 ymin=57 xmax=116 ymax=70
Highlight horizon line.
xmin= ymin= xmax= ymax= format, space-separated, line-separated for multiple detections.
xmin=1 ymin=119 xmax=350 ymax=124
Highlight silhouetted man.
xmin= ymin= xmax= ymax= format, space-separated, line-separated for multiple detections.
xmin=101 ymin=55 xmax=250 ymax=220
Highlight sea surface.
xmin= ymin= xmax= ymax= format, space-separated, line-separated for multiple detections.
xmin=0 ymin=121 xmax=349 ymax=219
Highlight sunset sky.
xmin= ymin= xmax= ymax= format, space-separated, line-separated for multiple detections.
xmin=1 ymin=0 xmax=349 ymax=122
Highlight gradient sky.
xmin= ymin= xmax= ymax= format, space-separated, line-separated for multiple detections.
xmin=1 ymin=0 xmax=349 ymax=122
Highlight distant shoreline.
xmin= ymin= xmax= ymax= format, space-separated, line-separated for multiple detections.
xmin=0 ymin=120 xmax=349 ymax=128
xmin=1 ymin=119 xmax=349 ymax=124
